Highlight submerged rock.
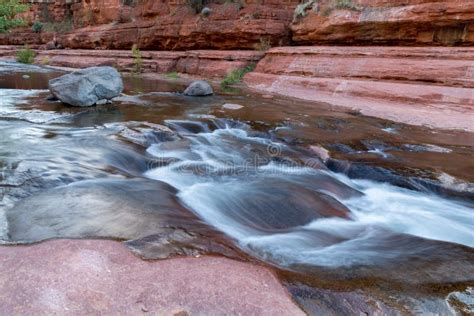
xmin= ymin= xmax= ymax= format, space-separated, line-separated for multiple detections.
xmin=125 ymin=228 xmax=243 ymax=260
xmin=48 ymin=66 xmax=123 ymax=107
xmin=179 ymin=177 xmax=353 ymax=234
xmin=6 ymin=179 xmax=193 ymax=242
xmin=447 ymin=287 xmax=474 ymax=315
xmin=288 ymin=285 xmax=401 ymax=316
xmin=183 ymin=80 xmax=213 ymax=96
xmin=222 ymin=103 xmax=244 ymax=110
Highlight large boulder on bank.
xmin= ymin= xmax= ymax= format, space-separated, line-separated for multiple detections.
xmin=184 ymin=80 xmax=213 ymax=96
xmin=48 ymin=66 xmax=123 ymax=107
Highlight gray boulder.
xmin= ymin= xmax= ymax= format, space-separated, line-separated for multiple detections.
xmin=48 ymin=66 xmax=123 ymax=107
xmin=184 ymin=80 xmax=213 ymax=96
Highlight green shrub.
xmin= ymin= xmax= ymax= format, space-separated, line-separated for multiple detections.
xmin=166 ymin=71 xmax=179 ymax=79
xmin=16 ymin=46 xmax=36 ymax=64
xmin=221 ymin=63 xmax=255 ymax=88
xmin=0 ymin=0 xmax=29 ymax=33
xmin=201 ymin=7 xmax=211 ymax=17
xmin=335 ymin=0 xmax=360 ymax=11
xmin=293 ymin=0 xmax=318 ymax=22
xmin=31 ymin=20 xmax=43 ymax=33
xmin=131 ymin=44 xmax=143 ymax=73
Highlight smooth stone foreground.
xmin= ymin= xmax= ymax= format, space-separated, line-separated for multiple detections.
xmin=0 ymin=239 xmax=304 ymax=316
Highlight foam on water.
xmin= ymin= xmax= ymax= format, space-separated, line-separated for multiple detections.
xmin=0 ymin=89 xmax=72 ymax=123
xmin=145 ymin=125 xmax=474 ymax=268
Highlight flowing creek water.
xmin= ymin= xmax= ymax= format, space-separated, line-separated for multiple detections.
xmin=0 ymin=61 xmax=473 ymax=314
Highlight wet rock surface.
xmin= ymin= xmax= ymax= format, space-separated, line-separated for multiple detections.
xmin=6 ymin=179 xmax=192 ymax=242
xmin=287 ymin=285 xmax=402 ymax=316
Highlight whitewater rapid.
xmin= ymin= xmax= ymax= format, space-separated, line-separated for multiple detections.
xmin=144 ymin=123 xmax=474 ymax=268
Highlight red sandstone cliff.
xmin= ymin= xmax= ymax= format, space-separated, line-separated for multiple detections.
xmin=291 ymin=0 xmax=474 ymax=46
xmin=4 ymin=0 xmax=298 ymax=50
xmin=2 ymin=0 xmax=473 ymax=49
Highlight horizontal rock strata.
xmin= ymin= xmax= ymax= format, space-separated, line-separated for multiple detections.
xmin=0 ymin=46 xmax=262 ymax=77
xmin=244 ymin=46 xmax=474 ymax=131
xmin=3 ymin=1 xmax=473 ymax=49
xmin=292 ymin=0 xmax=474 ymax=46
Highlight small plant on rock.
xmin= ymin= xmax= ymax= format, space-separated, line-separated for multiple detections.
xmin=31 ymin=21 xmax=43 ymax=33
xmin=16 ymin=45 xmax=36 ymax=64
xmin=131 ymin=44 xmax=143 ymax=73
xmin=335 ymin=0 xmax=360 ymax=10
xmin=221 ymin=63 xmax=256 ymax=89
xmin=293 ymin=0 xmax=318 ymax=22
xmin=166 ymin=71 xmax=179 ymax=79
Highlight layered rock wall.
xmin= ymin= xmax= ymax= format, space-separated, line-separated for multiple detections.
xmin=0 ymin=45 xmax=263 ymax=78
xmin=244 ymin=46 xmax=474 ymax=131
xmin=292 ymin=0 xmax=474 ymax=46
xmin=4 ymin=0 xmax=473 ymax=49
xmin=10 ymin=0 xmax=299 ymax=50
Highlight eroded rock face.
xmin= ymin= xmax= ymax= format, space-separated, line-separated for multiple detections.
xmin=12 ymin=1 xmax=295 ymax=51
xmin=291 ymin=0 xmax=474 ymax=46
xmin=48 ymin=66 xmax=123 ymax=107
xmin=3 ymin=1 xmax=474 ymax=49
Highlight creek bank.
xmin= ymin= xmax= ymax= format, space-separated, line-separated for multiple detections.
xmin=0 ymin=239 xmax=304 ymax=315
xmin=244 ymin=46 xmax=474 ymax=132
xmin=1 ymin=45 xmax=473 ymax=131
xmin=0 ymin=46 xmax=263 ymax=79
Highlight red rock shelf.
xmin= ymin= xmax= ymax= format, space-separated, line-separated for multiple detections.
xmin=0 ymin=239 xmax=304 ymax=315
xmin=244 ymin=46 xmax=474 ymax=131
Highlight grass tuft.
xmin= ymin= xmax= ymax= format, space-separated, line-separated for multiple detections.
xmin=220 ymin=63 xmax=255 ymax=89
xmin=166 ymin=71 xmax=180 ymax=79
xmin=16 ymin=46 xmax=36 ymax=64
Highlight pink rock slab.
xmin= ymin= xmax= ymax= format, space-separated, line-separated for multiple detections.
xmin=0 ymin=239 xmax=304 ymax=316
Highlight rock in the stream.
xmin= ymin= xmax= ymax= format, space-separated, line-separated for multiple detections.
xmin=48 ymin=66 xmax=123 ymax=107
xmin=183 ymin=80 xmax=213 ymax=96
